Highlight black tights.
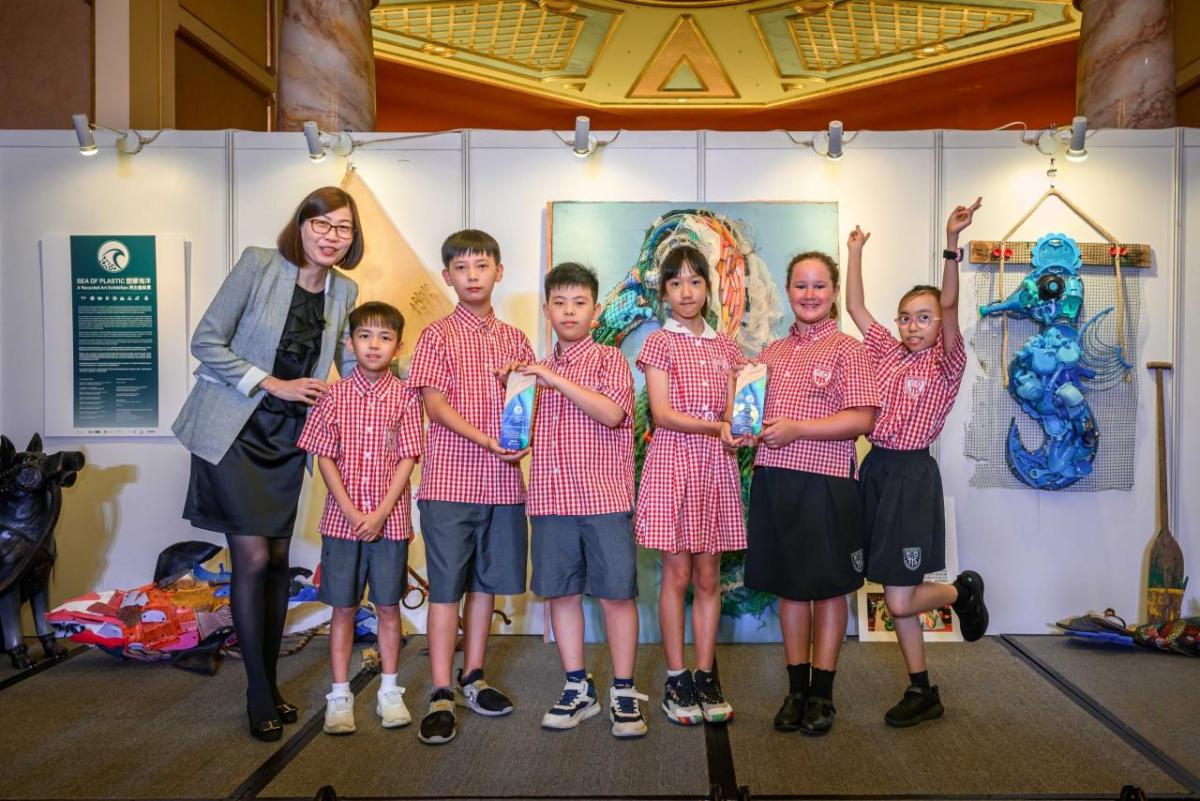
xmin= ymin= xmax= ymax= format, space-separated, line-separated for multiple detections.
xmin=226 ymin=534 xmax=291 ymax=722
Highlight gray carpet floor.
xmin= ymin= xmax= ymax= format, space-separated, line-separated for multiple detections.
xmin=722 ymin=638 xmax=1191 ymax=797
xmin=0 ymin=637 xmax=350 ymax=799
xmin=261 ymin=635 xmax=711 ymax=799
xmin=1008 ymin=634 xmax=1200 ymax=782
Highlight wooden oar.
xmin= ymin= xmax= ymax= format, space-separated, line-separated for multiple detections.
xmin=1146 ymin=361 xmax=1185 ymax=623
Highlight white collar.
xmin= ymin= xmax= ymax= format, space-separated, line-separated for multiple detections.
xmin=663 ymin=317 xmax=717 ymax=339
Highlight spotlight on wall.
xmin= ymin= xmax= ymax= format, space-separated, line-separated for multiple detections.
xmin=72 ymin=113 xmax=97 ymax=156
xmin=824 ymin=120 xmax=844 ymax=161
xmin=1065 ymin=115 xmax=1088 ymax=162
xmin=303 ymin=121 xmax=326 ymax=162
xmin=571 ymin=116 xmax=596 ymax=158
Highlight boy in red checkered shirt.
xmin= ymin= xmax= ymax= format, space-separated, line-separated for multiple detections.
xmin=507 ymin=262 xmax=646 ymax=737
xmin=408 ymin=230 xmax=535 ymax=745
xmin=845 ymin=199 xmax=990 ymax=728
xmin=297 ymin=301 xmax=424 ymax=736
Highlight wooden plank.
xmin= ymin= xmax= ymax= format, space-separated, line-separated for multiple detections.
xmin=969 ymin=240 xmax=1152 ymax=267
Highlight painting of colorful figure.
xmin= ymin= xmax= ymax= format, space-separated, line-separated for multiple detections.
xmin=547 ymin=201 xmax=839 ymax=642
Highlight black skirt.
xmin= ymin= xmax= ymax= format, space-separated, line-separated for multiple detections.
xmin=744 ymin=466 xmax=865 ymax=601
xmin=858 ymin=445 xmax=946 ymax=586
xmin=183 ymin=284 xmax=325 ymax=538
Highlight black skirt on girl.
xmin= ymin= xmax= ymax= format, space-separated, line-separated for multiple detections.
xmin=744 ymin=465 xmax=865 ymax=601
xmin=183 ymin=284 xmax=325 ymax=538
xmin=857 ymin=445 xmax=946 ymax=586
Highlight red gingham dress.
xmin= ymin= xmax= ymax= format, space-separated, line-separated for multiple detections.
xmin=634 ymin=320 xmax=747 ymax=554
xmin=297 ymin=368 xmax=424 ymax=541
xmin=754 ymin=319 xmax=880 ymax=478
xmin=527 ymin=337 xmax=635 ymax=517
xmin=407 ymin=304 xmax=535 ymax=504
xmin=865 ymin=322 xmax=967 ymax=450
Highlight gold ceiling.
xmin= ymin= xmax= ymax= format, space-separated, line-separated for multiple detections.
xmin=371 ymin=0 xmax=1078 ymax=108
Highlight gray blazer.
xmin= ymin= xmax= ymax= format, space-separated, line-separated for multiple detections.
xmin=172 ymin=246 xmax=358 ymax=464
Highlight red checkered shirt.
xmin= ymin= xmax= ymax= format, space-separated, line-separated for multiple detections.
xmin=297 ymin=367 xmax=424 ymax=541
xmin=865 ymin=322 xmax=966 ymax=450
xmin=527 ymin=337 xmax=635 ymax=517
xmin=754 ymin=319 xmax=880 ymax=478
xmin=408 ymin=304 xmax=535 ymax=504
xmin=634 ymin=319 xmax=748 ymax=553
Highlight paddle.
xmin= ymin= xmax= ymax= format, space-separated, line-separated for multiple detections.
xmin=1146 ymin=361 xmax=1186 ymax=623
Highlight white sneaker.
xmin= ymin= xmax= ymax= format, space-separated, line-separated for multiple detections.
xmin=609 ymin=685 xmax=649 ymax=738
xmin=541 ymin=675 xmax=600 ymax=730
xmin=376 ymin=686 xmax=412 ymax=728
xmin=323 ymin=692 xmax=356 ymax=735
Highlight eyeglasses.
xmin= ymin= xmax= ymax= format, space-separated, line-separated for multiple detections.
xmin=894 ymin=312 xmax=941 ymax=328
xmin=308 ymin=218 xmax=355 ymax=240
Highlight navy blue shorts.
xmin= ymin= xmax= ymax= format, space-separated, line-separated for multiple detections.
xmin=417 ymin=501 xmax=528 ymax=603
xmin=530 ymin=511 xmax=637 ymax=600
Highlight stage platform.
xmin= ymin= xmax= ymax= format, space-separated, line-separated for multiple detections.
xmin=0 ymin=633 xmax=1196 ymax=801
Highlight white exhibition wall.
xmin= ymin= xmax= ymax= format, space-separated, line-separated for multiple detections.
xmin=1 ymin=127 xmax=1196 ymax=637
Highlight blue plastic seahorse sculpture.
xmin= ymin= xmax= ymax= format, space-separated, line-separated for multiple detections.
xmin=979 ymin=232 xmax=1128 ymax=490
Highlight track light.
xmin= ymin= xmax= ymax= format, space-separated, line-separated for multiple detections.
xmin=73 ymin=114 xmax=97 ymax=156
xmin=571 ymin=116 xmax=596 ymax=158
xmin=302 ymin=121 xmax=326 ymax=162
xmin=1065 ymin=116 xmax=1088 ymax=162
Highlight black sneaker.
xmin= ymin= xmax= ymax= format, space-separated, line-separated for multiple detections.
xmin=661 ymin=671 xmax=703 ymax=725
xmin=456 ymin=668 xmax=514 ymax=716
xmin=773 ymin=692 xmax=805 ymax=732
xmin=694 ymin=671 xmax=734 ymax=723
xmin=884 ymin=684 xmax=944 ymax=727
xmin=418 ymin=689 xmax=456 ymax=745
xmin=952 ymin=571 xmax=989 ymax=642
xmin=799 ymin=696 xmax=835 ymax=736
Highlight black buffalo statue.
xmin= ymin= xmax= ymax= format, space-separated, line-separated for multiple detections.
xmin=0 ymin=434 xmax=85 ymax=669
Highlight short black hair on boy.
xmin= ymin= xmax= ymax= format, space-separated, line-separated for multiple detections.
xmin=545 ymin=262 xmax=600 ymax=302
xmin=441 ymin=229 xmax=501 ymax=267
xmin=349 ymin=301 xmax=405 ymax=337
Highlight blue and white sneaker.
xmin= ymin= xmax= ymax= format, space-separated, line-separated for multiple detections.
xmin=609 ymin=685 xmax=649 ymax=738
xmin=541 ymin=675 xmax=600 ymax=730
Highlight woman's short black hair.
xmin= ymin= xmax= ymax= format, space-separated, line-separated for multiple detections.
xmin=277 ymin=186 xmax=364 ymax=270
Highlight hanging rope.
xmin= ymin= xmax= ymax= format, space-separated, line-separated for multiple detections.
xmin=998 ymin=241 xmax=1009 ymax=386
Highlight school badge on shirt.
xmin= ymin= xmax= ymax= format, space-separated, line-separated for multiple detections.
xmin=812 ymin=367 xmax=832 ymax=387
xmin=904 ymin=376 xmax=928 ymax=399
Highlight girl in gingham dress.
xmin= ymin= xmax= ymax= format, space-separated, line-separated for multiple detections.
xmin=744 ymin=250 xmax=879 ymax=737
xmin=635 ymin=245 xmax=749 ymax=726
xmin=845 ymin=200 xmax=990 ymax=729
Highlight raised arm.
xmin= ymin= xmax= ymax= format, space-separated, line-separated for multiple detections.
xmin=941 ymin=197 xmax=982 ymax=356
xmin=844 ymin=225 xmax=877 ymax=336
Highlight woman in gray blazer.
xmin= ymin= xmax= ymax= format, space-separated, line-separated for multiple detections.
xmin=172 ymin=186 xmax=360 ymax=741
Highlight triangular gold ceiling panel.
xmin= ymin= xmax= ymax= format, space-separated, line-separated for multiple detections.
xmin=661 ymin=57 xmax=706 ymax=92
xmin=627 ymin=15 xmax=737 ymax=99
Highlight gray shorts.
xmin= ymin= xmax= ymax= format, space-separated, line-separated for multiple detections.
xmin=530 ymin=511 xmax=637 ymax=600
xmin=417 ymin=501 xmax=528 ymax=603
xmin=318 ymin=536 xmax=409 ymax=608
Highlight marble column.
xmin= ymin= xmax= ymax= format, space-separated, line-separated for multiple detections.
xmin=1075 ymin=0 xmax=1175 ymax=128
xmin=277 ymin=0 xmax=378 ymax=132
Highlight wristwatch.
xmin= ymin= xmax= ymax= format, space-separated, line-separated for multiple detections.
xmin=943 ymin=247 xmax=964 ymax=262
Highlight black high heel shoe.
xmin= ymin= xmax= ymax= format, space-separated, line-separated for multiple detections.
xmin=248 ymin=708 xmax=284 ymax=742
xmin=276 ymin=702 xmax=299 ymax=724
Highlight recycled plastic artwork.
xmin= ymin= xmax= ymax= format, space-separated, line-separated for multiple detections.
xmin=978 ymin=232 xmax=1128 ymax=489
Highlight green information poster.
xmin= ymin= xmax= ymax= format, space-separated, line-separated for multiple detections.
xmin=70 ymin=235 xmax=158 ymax=431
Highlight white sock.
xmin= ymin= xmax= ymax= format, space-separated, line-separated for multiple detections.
xmin=330 ymin=681 xmax=351 ymax=698
xmin=667 ymin=668 xmax=687 ymax=678
xmin=379 ymin=673 xmax=398 ymax=692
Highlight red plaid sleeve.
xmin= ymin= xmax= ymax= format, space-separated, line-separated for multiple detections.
xmin=597 ymin=347 xmax=635 ymax=419
xmin=297 ymin=392 xmax=340 ymax=459
xmin=407 ymin=325 xmax=452 ymax=396
xmin=722 ymin=335 xmax=748 ymax=371
xmin=517 ymin=333 xmax=535 ymax=364
xmin=840 ymin=339 xmax=881 ymax=410
xmin=938 ymin=330 xmax=968 ymax=384
xmin=864 ymin=321 xmax=902 ymax=363
xmin=636 ymin=330 xmax=671 ymax=373
xmin=394 ymin=387 xmax=425 ymax=460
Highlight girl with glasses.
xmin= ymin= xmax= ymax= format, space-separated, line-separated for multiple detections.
xmin=843 ymin=199 xmax=990 ymax=729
